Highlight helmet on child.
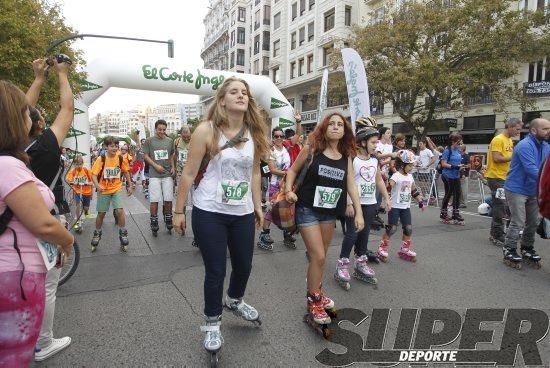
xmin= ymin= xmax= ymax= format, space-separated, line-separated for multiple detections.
xmin=356 ymin=116 xmax=377 ymax=129
xmin=478 ymin=202 xmax=491 ymax=216
xmin=397 ymin=150 xmax=416 ymax=164
xmin=355 ymin=127 xmax=380 ymax=144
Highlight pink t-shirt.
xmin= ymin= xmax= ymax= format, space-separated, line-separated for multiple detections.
xmin=0 ymin=157 xmax=54 ymax=274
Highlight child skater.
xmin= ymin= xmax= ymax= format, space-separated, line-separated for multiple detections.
xmin=335 ymin=126 xmax=391 ymax=290
xmin=65 ymin=154 xmax=93 ymax=233
xmin=377 ymin=150 xmax=424 ymax=262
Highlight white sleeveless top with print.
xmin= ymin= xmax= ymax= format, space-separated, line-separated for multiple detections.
xmin=193 ymin=129 xmax=255 ymax=216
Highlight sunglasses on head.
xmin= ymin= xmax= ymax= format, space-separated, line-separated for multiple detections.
xmin=273 ymin=134 xmax=284 ymax=138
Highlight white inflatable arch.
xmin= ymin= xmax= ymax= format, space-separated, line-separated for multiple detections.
xmin=69 ymin=57 xmax=296 ymax=164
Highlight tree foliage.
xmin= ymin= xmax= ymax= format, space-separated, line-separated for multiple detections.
xmin=0 ymin=0 xmax=85 ymax=117
xmin=349 ymin=0 xmax=550 ymax=140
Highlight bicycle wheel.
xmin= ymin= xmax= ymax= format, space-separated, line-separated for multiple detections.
xmin=59 ymin=240 xmax=80 ymax=286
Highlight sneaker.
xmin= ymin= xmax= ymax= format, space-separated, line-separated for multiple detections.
xmin=34 ymin=336 xmax=71 ymax=362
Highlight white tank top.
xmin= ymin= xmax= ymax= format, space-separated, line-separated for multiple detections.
xmin=193 ymin=129 xmax=255 ymax=216
xmin=353 ymin=156 xmax=378 ymax=206
xmin=390 ymin=171 xmax=414 ymax=209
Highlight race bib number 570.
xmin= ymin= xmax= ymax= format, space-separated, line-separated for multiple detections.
xmin=314 ymin=186 xmax=342 ymax=209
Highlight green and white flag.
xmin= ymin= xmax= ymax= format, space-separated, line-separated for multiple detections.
xmin=318 ymin=68 xmax=329 ymax=125
xmin=342 ymin=48 xmax=370 ymax=132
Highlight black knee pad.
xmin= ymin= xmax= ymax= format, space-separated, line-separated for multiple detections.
xmin=385 ymin=224 xmax=397 ymax=236
xmin=403 ymin=225 xmax=413 ymax=237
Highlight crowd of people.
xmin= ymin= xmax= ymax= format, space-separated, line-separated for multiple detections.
xmin=1 ymin=56 xmax=549 ymax=366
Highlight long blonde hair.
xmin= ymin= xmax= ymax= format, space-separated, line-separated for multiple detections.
xmin=206 ymin=77 xmax=270 ymax=161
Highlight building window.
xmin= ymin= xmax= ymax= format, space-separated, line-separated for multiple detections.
xmin=230 ymin=30 xmax=235 ymax=47
xmin=300 ymin=0 xmax=306 ymax=15
xmin=237 ymin=27 xmax=245 ymax=44
xmin=308 ymin=22 xmax=314 ymax=41
xmin=238 ymin=7 xmax=246 ymax=22
xmin=292 ymin=2 xmax=297 ymax=20
xmin=463 ymin=115 xmax=496 ymax=130
xmin=231 ymin=11 xmax=236 ymax=26
xmin=309 ymin=0 xmax=315 ymax=10
xmin=291 ymin=32 xmax=296 ymax=50
xmin=274 ymin=12 xmax=281 ymax=29
xmin=254 ymin=35 xmax=260 ymax=55
xmin=262 ymin=56 xmax=270 ymax=75
xmin=528 ymin=56 xmax=550 ymax=82
xmin=302 ymin=94 xmax=318 ymax=111
xmin=324 ymin=8 xmax=335 ymax=31
xmin=253 ymin=59 xmax=259 ymax=74
xmin=237 ymin=49 xmax=245 ymax=66
xmin=272 ymin=67 xmax=280 ymax=83
xmin=254 ymin=9 xmax=260 ymax=30
xmin=345 ymin=6 xmax=352 ymax=26
xmin=307 ymin=54 xmax=314 ymax=73
xmin=263 ymin=31 xmax=270 ymax=51
xmin=273 ymin=39 xmax=280 ymax=57
xmin=299 ymin=27 xmax=305 ymax=46
xmin=230 ymin=52 xmax=235 ymax=68
xmin=290 ymin=61 xmax=296 ymax=79
xmin=298 ymin=58 xmax=304 ymax=76
xmin=263 ymin=5 xmax=271 ymax=25
xmin=323 ymin=45 xmax=333 ymax=66
xmin=373 ymin=7 xmax=385 ymax=24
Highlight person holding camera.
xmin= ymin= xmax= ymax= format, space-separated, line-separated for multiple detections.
xmin=0 ymin=79 xmax=74 ymax=366
xmin=23 ymin=57 xmax=77 ymax=361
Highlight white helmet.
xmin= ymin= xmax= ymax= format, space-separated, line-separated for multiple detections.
xmin=478 ymin=202 xmax=490 ymax=215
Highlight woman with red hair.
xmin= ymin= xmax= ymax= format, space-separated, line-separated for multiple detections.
xmin=285 ymin=113 xmax=364 ymax=328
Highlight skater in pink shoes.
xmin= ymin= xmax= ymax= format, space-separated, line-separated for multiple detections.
xmin=377 ymin=150 xmax=424 ymax=262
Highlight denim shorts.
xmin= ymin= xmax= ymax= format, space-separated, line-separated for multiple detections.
xmin=295 ymin=206 xmax=336 ymax=228
xmin=387 ymin=207 xmax=412 ymax=227
xmin=74 ymin=193 xmax=91 ymax=207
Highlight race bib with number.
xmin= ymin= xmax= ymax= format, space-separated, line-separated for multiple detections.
xmin=154 ymin=150 xmax=169 ymax=160
xmin=399 ymin=191 xmax=411 ymax=204
xmin=36 ymin=240 xmax=58 ymax=271
xmin=219 ymin=180 xmax=249 ymax=205
xmin=313 ymin=186 xmax=343 ymax=209
xmin=74 ymin=176 xmax=88 ymax=185
xmin=178 ymin=149 xmax=188 ymax=162
xmin=358 ymin=183 xmax=376 ymax=199
xmin=496 ymin=188 xmax=506 ymax=200
xmin=104 ymin=167 xmax=121 ymax=179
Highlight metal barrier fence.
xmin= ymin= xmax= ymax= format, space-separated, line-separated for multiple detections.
xmin=411 ymin=168 xmax=487 ymax=207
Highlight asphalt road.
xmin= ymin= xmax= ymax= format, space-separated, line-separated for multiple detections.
xmin=31 ymin=189 xmax=550 ymax=367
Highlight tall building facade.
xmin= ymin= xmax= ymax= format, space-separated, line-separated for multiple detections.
xmin=270 ymin=0 xmax=358 ymax=133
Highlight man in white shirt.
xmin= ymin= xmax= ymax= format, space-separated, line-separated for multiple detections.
xmin=417 ymin=140 xmax=436 ymax=171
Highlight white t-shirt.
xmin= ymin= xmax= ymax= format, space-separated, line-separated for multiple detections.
xmin=418 ymin=148 xmax=434 ymax=169
xmin=376 ymin=141 xmax=393 ymax=175
xmin=390 ymin=171 xmax=415 ymax=209
xmin=269 ymin=146 xmax=291 ymax=186
xmin=353 ymin=156 xmax=378 ymax=205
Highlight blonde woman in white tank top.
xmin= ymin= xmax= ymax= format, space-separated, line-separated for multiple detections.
xmin=172 ymin=78 xmax=269 ymax=359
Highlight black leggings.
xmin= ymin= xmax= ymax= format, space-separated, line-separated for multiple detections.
xmin=442 ymin=176 xmax=460 ymax=210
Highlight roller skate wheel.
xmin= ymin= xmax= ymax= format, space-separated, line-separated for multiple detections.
xmin=325 ymin=308 xmax=337 ymax=319
xmin=152 ymin=231 xmax=158 ymax=237
xmin=91 ymin=246 xmax=96 ymax=253
xmin=253 ymin=318 xmax=262 ymax=326
xmin=322 ymin=325 xmax=332 ymax=340
xmin=121 ymin=245 xmax=128 ymax=252
xmin=209 ymin=351 xmax=219 ymax=368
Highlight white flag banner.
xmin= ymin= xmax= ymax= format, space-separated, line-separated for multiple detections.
xmin=341 ymin=48 xmax=370 ymax=132
xmin=318 ymin=68 xmax=329 ymax=125
xmin=179 ymin=105 xmax=188 ymax=125
xmin=136 ymin=123 xmax=146 ymax=141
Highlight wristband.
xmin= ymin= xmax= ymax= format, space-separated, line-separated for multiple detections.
xmin=174 ymin=211 xmax=185 ymax=215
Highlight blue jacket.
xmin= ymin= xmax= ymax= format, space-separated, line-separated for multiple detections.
xmin=441 ymin=147 xmax=462 ymax=179
xmin=504 ymin=134 xmax=550 ymax=196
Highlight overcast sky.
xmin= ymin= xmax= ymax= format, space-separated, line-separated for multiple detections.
xmin=59 ymin=0 xmax=210 ymax=115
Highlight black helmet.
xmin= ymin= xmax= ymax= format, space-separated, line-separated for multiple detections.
xmin=355 ymin=127 xmax=379 ymax=144
xmin=356 ymin=116 xmax=377 ymax=129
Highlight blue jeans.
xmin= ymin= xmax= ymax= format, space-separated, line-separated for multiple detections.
xmin=192 ymin=206 xmax=255 ymax=317
xmin=295 ymin=206 xmax=336 ymax=227
xmin=340 ymin=204 xmax=378 ymax=258
xmin=504 ymin=191 xmax=539 ymax=251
